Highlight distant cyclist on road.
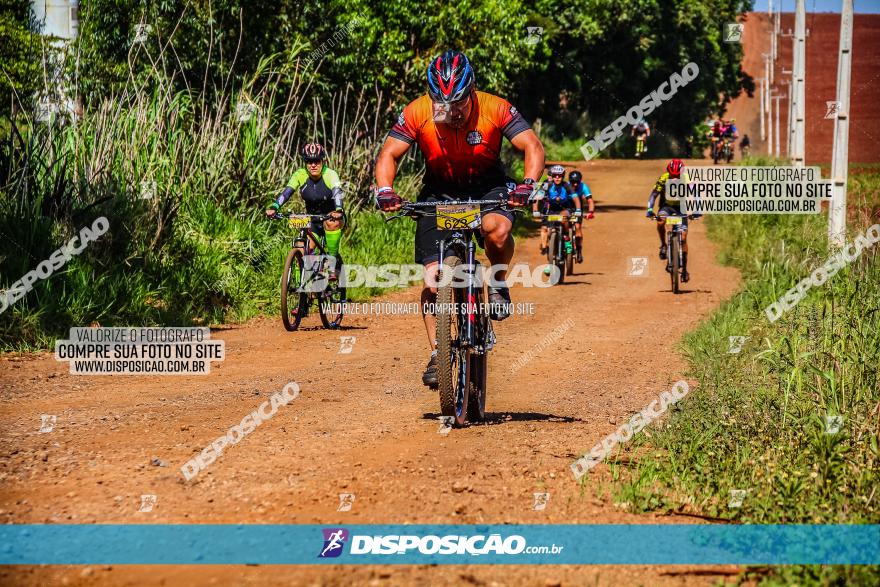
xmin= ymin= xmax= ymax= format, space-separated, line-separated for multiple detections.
xmin=646 ymin=159 xmax=699 ymax=283
xmin=631 ymin=119 xmax=651 ymax=157
xmin=373 ymin=49 xmax=545 ymax=388
xmin=265 ymin=142 xmax=345 ymax=259
xmin=533 ymin=164 xmax=581 ymax=260
xmin=740 ymin=134 xmax=751 ymax=158
xmin=567 ymin=170 xmax=594 ymax=263
xmin=723 ymin=118 xmax=738 ymax=141
xmin=708 ymin=119 xmax=724 ymax=160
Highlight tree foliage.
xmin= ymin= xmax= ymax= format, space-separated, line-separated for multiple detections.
xmin=0 ymin=0 xmax=42 ymax=113
xmin=5 ymin=0 xmax=754 ymax=148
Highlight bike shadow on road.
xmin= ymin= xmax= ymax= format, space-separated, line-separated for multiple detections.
xmin=595 ymin=204 xmax=648 ymax=212
xmin=656 ymin=288 xmax=714 ymax=295
xmin=422 ymin=412 xmax=583 ymax=426
xmin=290 ymin=324 xmax=369 ymax=331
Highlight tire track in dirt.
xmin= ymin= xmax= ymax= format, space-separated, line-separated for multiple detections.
xmin=0 ymin=159 xmax=740 ymax=586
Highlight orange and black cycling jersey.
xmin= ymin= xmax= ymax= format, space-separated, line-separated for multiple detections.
xmin=388 ymin=91 xmax=531 ymax=193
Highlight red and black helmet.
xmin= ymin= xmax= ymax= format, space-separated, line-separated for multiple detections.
xmin=667 ymin=159 xmax=684 ymax=178
xmin=300 ymin=142 xmax=326 ymax=162
xmin=426 ymin=50 xmax=476 ymax=103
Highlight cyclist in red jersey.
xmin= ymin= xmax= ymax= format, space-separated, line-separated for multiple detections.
xmin=374 ymin=49 xmax=545 ymax=388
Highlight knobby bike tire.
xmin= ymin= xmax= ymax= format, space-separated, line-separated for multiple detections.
xmin=466 ymin=277 xmax=489 ymax=422
xmin=437 ymin=256 xmax=470 ymax=426
xmin=670 ymin=233 xmax=680 ymax=294
xmin=281 ymin=249 xmax=308 ymax=331
xmin=319 ymin=254 xmax=346 ymax=329
xmin=549 ymin=230 xmax=564 ymax=284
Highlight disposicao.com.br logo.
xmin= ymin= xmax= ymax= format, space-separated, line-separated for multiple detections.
xmin=318 ymin=528 xmax=563 ymax=558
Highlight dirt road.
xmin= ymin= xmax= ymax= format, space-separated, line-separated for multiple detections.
xmin=0 ymin=159 xmax=740 ymax=586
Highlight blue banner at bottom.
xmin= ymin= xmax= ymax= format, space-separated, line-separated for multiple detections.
xmin=0 ymin=524 xmax=877 ymax=565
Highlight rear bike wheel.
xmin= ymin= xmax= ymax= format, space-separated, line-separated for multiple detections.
xmin=437 ymin=256 xmax=470 ymax=426
xmin=670 ymin=232 xmax=680 ymax=294
xmin=319 ymin=254 xmax=346 ymax=329
xmin=281 ymin=249 xmax=308 ymax=331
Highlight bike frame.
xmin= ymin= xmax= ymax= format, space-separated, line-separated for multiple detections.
xmin=665 ymin=221 xmax=685 ymax=272
xmin=438 ymin=233 xmax=485 ymax=351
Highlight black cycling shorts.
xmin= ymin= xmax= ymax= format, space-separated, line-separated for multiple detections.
xmin=414 ymin=182 xmax=516 ymax=266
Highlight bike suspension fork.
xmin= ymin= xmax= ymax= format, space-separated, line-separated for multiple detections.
xmin=464 ymin=240 xmax=478 ymax=347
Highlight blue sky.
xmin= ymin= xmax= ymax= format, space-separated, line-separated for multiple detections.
xmin=752 ymin=0 xmax=880 ymax=13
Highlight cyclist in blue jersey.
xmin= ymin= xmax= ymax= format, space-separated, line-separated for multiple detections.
xmin=532 ymin=164 xmax=581 ymax=256
xmin=567 ymin=170 xmax=594 ymax=263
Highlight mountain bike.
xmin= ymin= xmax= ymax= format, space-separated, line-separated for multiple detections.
xmin=721 ymin=138 xmax=734 ymax=163
xmin=711 ymin=137 xmax=722 ymax=164
xmin=542 ymin=213 xmax=575 ymax=283
xmin=386 ymin=198 xmax=522 ymax=426
xmin=269 ymin=211 xmax=346 ymax=331
xmin=651 ymin=212 xmax=697 ymax=294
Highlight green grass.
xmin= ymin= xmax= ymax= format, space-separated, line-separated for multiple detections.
xmin=0 ymin=60 xmax=416 ymax=351
xmin=595 ymin=166 xmax=880 ymax=585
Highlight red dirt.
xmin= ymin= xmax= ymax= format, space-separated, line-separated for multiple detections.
xmin=0 ymin=160 xmax=742 ymax=586
xmin=728 ymin=12 xmax=880 ymax=164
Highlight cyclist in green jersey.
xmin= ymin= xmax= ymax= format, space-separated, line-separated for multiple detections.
xmin=265 ymin=142 xmax=345 ymax=257
xmin=646 ymin=159 xmax=699 ymax=282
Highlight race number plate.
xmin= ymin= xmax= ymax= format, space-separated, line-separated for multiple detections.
xmin=288 ymin=217 xmax=311 ymax=229
xmin=436 ymin=204 xmax=481 ymax=230
xmin=545 ymin=215 xmax=564 ymax=222
xmin=664 ymin=216 xmax=683 ymax=225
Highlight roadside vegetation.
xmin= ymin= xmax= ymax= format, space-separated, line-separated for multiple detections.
xmin=603 ymin=158 xmax=880 ymax=585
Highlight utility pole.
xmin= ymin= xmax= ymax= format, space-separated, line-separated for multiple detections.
xmin=781 ymin=75 xmax=793 ymax=158
xmin=759 ymin=77 xmax=766 ymax=144
xmin=768 ymin=83 xmax=774 ymax=157
xmin=763 ymin=54 xmax=772 ymax=152
xmin=829 ymin=0 xmax=854 ymax=246
xmin=793 ymin=0 xmax=807 ymax=166
xmin=29 ymin=0 xmax=80 ymax=121
xmin=773 ymin=92 xmax=784 ymax=158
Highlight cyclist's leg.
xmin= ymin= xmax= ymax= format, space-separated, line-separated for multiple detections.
xmin=415 ymin=213 xmax=443 ymax=350
xmin=657 ymin=207 xmax=672 ymax=259
xmin=479 ymin=183 xmax=516 ymax=320
xmin=323 ymin=213 xmax=344 ymax=257
xmin=415 ymin=211 xmax=445 ymax=387
xmin=478 ymin=185 xmax=515 ymax=283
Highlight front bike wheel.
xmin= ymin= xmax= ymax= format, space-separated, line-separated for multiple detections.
xmin=437 ymin=256 xmax=470 ymax=426
xmin=466 ymin=276 xmax=490 ymax=422
xmin=548 ymin=230 xmax=564 ymax=284
xmin=565 ymin=229 xmax=575 ymax=276
xmin=319 ymin=254 xmax=346 ymax=329
xmin=281 ymin=249 xmax=308 ymax=331
xmin=467 ymin=353 xmax=487 ymax=422
xmin=669 ymin=233 xmax=680 ymax=294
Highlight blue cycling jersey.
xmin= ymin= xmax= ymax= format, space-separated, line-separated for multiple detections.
xmin=570 ymin=181 xmax=592 ymax=198
xmin=545 ymin=182 xmax=575 ymax=204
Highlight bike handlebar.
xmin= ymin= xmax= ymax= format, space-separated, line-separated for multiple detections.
xmin=384 ymin=198 xmax=524 ymax=223
xmin=268 ymin=211 xmax=333 ymax=222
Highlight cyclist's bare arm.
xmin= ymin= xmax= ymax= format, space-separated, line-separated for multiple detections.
xmin=509 ymin=129 xmax=545 ymax=182
xmin=375 ymin=136 xmax=411 ymax=190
